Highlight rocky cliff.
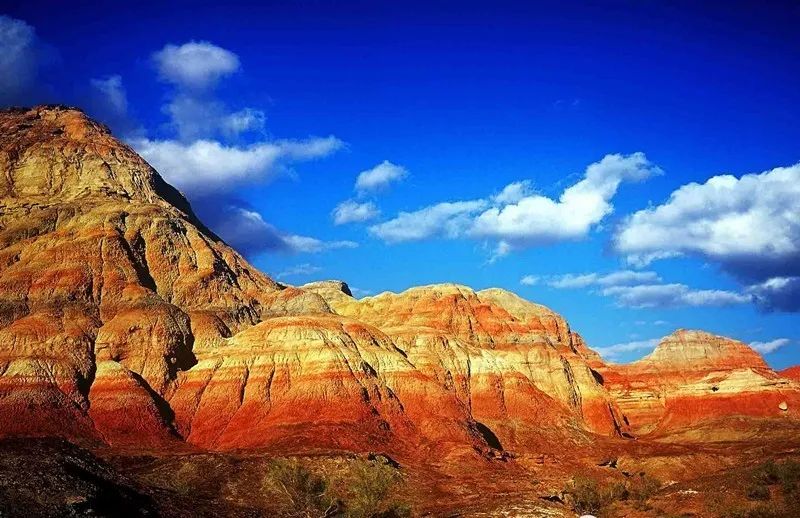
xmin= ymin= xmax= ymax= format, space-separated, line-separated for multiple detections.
xmin=599 ymin=330 xmax=800 ymax=436
xmin=0 ymin=106 xmax=797 ymax=458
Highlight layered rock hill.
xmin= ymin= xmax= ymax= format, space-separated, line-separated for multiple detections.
xmin=782 ymin=366 xmax=800 ymax=383
xmin=599 ymin=330 xmax=800 ymax=435
xmin=0 ymin=106 xmax=797 ymax=457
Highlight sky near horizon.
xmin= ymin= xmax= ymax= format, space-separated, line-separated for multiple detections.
xmin=1 ymin=1 xmax=798 ymax=368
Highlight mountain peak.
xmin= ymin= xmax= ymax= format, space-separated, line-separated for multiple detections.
xmin=642 ymin=328 xmax=768 ymax=370
xmin=0 ymin=105 xmax=193 ymax=216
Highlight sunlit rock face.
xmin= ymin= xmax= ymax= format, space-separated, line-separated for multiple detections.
xmin=599 ymin=330 xmax=800 ymax=436
xmin=0 ymin=106 xmax=309 ymax=446
xmin=782 ymin=366 xmax=800 ymax=383
xmin=322 ymin=283 xmax=627 ymax=446
xmin=1 ymin=106 xmax=797 ymax=456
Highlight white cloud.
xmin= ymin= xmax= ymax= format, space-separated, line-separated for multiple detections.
xmin=355 ymin=161 xmax=408 ymax=194
xmin=153 ymin=41 xmax=239 ymax=90
xmin=90 ymin=75 xmax=127 ymax=114
xmin=87 ymin=75 xmax=144 ymax=138
xmin=520 ymin=275 xmax=540 ymax=286
xmin=213 ymin=207 xmax=357 ymax=255
xmin=594 ymin=338 xmax=660 ymax=360
xmin=222 ymin=107 xmax=266 ymax=136
xmin=601 ymin=283 xmax=749 ymax=308
xmin=0 ymin=15 xmax=48 ymax=105
xmin=133 ymin=136 xmax=343 ymax=196
xmin=371 ymin=153 xmax=660 ymax=252
xmin=283 ymin=234 xmax=358 ymax=254
xmin=369 ymin=200 xmax=487 ymax=243
xmin=278 ymin=263 xmax=322 ymax=278
xmin=493 ymin=180 xmax=534 ymax=204
xmin=615 ymin=162 xmax=800 ymax=312
xmin=162 ymin=94 xmax=266 ymax=141
xmin=749 ymin=338 xmax=791 ymax=355
xmin=546 ymin=270 xmax=661 ymax=289
xmin=473 ymin=153 xmax=660 ymax=248
xmin=332 ymin=200 xmax=380 ymax=225
xmin=615 ymin=164 xmax=800 ymax=275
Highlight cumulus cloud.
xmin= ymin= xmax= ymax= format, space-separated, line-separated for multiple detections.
xmin=134 ymin=136 xmax=342 ymax=196
xmin=749 ymin=338 xmax=791 ymax=355
xmin=369 ymin=200 xmax=487 ymax=243
xmin=153 ymin=41 xmax=239 ymax=90
xmin=332 ymin=200 xmax=380 ymax=225
xmin=371 ymin=153 xmax=660 ymax=253
xmin=162 ymin=94 xmax=266 ymax=141
xmin=601 ymin=283 xmax=749 ymax=308
xmin=520 ymin=275 xmax=540 ymax=286
xmin=355 ymin=161 xmax=408 ymax=194
xmin=594 ymin=338 xmax=660 ymax=360
xmin=134 ymin=41 xmax=347 ymax=259
xmin=213 ymin=207 xmax=356 ymax=256
xmin=0 ymin=15 xmax=51 ymax=106
xmin=493 ymin=180 xmax=534 ymax=204
xmin=614 ymin=163 xmax=800 ymax=311
xmin=473 ymin=153 xmax=660 ymax=250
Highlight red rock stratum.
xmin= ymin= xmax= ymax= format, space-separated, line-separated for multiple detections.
xmin=0 ymin=106 xmax=798 ymax=461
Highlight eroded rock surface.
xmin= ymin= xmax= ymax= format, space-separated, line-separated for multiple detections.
xmin=599 ymin=330 xmax=800 ymax=436
xmin=0 ymin=106 xmax=798 ymax=459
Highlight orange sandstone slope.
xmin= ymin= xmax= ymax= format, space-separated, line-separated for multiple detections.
xmin=0 ymin=106 xmax=330 ymax=447
xmin=782 ymin=365 xmax=800 ymax=382
xmin=0 ymin=106 xmax=797 ymax=458
xmin=598 ymin=330 xmax=800 ymax=437
xmin=0 ymin=106 xmax=621 ymax=456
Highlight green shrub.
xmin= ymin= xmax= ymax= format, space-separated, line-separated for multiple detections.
xmin=629 ymin=473 xmax=661 ymax=504
xmin=567 ymin=476 xmax=614 ymax=516
xmin=338 ymin=458 xmax=410 ymax=518
xmin=264 ymin=458 xmax=332 ymax=517
xmin=565 ymin=472 xmax=661 ymax=516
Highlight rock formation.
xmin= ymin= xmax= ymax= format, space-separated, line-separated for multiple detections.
xmin=782 ymin=366 xmax=800 ymax=382
xmin=599 ymin=330 xmax=800 ymax=436
xmin=0 ymin=106 xmax=797 ymax=458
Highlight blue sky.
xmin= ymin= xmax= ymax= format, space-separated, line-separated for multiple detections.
xmin=2 ymin=1 xmax=798 ymax=368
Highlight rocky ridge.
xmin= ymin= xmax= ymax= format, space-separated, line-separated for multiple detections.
xmin=598 ymin=330 xmax=800 ymax=436
xmin=0 ymin=106 xmax=798 ymax=459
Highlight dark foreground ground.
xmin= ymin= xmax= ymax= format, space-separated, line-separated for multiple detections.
xmin=1 ymin=421 xmax=799 ymax=518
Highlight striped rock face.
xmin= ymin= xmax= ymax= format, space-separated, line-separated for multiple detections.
xmin=0 ymin=106 xmax=797 ymax=458
xmin=598 ymin=330 xmax=800 ymax=436
xmin=782 ymin=366 xmax=800 ymax=382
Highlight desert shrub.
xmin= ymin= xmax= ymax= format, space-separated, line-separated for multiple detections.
xmin=752 ymin=459 xmax=800 ymax=501
xmin=565 ymin=472 xmax=661 ymax=516
xmin=746 ymin=484 xmax=770 ymax=501
xmin=337 ymin=458 xmax=410 ymax=518
xmin=264 ymin=458 xmax=333 ymax=517
xmin=567 ymin=476 xmax=614 ymax=516
xmin=629 ymin=473 xmax=661 ymax=505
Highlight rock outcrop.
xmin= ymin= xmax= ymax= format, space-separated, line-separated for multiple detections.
xmin=599 ymin=330 xmax=800 ymax=436
xmin=0 ymin=106 xmax=318 ymax=447
xmin=0 ymin=106 xmax=797 ymax=458
xmin=781 ymin=366 xmax=800 ymax=382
